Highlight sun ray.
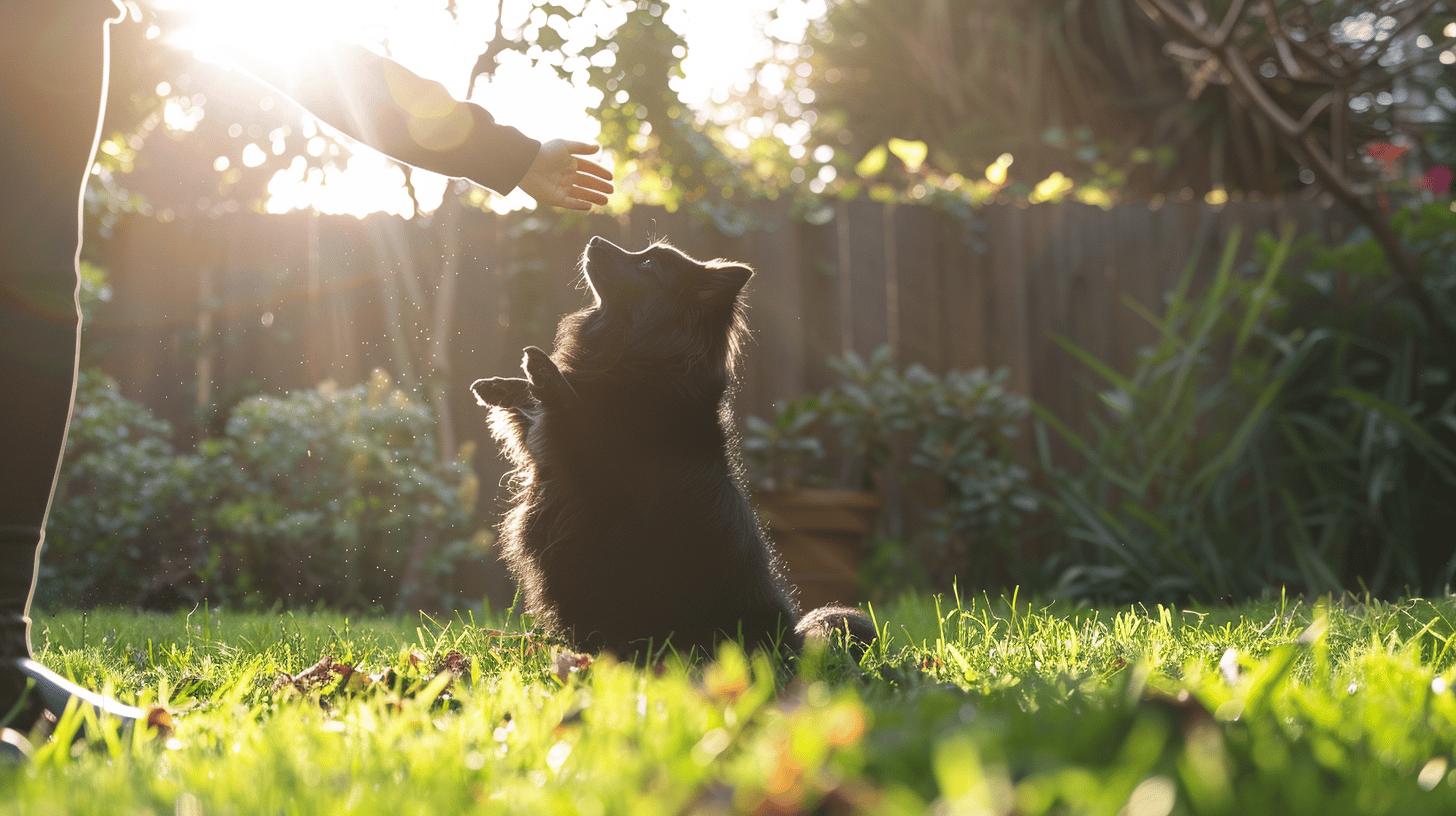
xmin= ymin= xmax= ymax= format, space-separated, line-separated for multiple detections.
xmin=144 ymin=0 xmax=790 ymax=216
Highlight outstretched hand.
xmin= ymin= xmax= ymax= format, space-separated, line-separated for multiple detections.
xmin=519 ymin=140 xmax=614 ymax=211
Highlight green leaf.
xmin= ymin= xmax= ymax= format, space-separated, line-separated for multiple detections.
xmin=1234 ymin=227 xmax=1293 ymax=354
xmin=855 ymin=145 xmax=889 ymax=178
xmin=1053 ymin=334 xmax=1135 ymax=395
xmin=887 ymin=138 xmax=929 ymax=173
xmin=1335 ymin=388 xmax=1456 ymax=474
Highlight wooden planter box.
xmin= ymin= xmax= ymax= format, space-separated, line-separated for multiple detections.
xmin=755 ymin=488 xmax=880 ymax=610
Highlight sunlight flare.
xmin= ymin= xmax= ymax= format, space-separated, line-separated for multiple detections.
xmin=144 ymin=0 xmax=792 ymax=216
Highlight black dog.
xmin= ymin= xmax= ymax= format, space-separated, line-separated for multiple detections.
xmin=471 ymin=237 xmax=874 ymax=658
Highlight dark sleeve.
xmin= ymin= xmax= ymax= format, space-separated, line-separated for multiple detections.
xmin=242 ymin=43 xmax=540 ymax=194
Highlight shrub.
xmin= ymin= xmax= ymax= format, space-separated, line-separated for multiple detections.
xmin=1271 ymin=203 xmax=1456 ymax=592
xmin=1042 ymin=203 xmax=1456 ymax=601
xmin=744 ymin=349 xmax=1036 ymax=589
xmin=43 ymin=370 xmax=484 ymax=610
xmin=825 ymin=350 xmax=1036 ymax=551
xmin=40 ymin=370 xmax=202 ymax=607
xmin=201 ymin=370 xmax=482 ymax=609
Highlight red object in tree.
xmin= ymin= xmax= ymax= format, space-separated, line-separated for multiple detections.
xmin=1364 ymin=142 xmax=1409 ymax=169
xmin=1418 ymin=165 xmax=1453 ymax=197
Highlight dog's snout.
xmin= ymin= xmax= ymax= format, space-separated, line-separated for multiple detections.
xmin=586 ymin=236 xmax=627 ymax=255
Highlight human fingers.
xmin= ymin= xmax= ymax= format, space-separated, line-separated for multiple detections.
xmin=572 ymin=172 xmax=613 ymax=195
xmin=534 ymin=182 xmax=593 ymax=210
xmin=574 ymin=156 xmax=613 ymax=181
xmin=565 ymin=185 xmax=610 ymax=206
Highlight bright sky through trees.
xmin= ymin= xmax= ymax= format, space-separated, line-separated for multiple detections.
xmin=148 ymin=0 xmax=825 ymax=216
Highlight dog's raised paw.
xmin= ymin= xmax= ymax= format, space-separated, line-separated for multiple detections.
xmin=470 ymin=377 xmax=533 ymax=408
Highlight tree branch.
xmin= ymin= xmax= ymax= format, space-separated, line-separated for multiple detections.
xmin=1295 ymin=92 xmax=1337 ymax=135
xmin=1211 ymin=0 xmax=1249 ymax=48
xmin=1136 ymin=0 xmax=1217 ymax=47
xmin=1354 ymin=0 xmax=1439 ymax=72
xmin=1136 ymin=0 xmax=1456 ymax=347
xmin=1263 ymin=7 xmax=1340 ymax=81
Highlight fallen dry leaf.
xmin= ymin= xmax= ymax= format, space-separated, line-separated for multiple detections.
xmin=703 ymin=665 xmax=749 ymax=702
xmin=338 ymin=664 xmax=369 ymax=692
xmin=552 ymin=650 xmax=593 ymax=683
xmin=145 ymin=707 xmax=174 ymax=738
xmin=271 ymin=656 xmax=362 ymax=695
xmin=293 ymin=656 xmax=341 ymax=689
xmin=436 ymin=650 xmax=471 ymax=677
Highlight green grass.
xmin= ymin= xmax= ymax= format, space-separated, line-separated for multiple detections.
xmin=5 ymin=594 xmax=1456 ymax=814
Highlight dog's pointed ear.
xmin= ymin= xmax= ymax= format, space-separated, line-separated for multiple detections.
xmin=697 ymin=264 xmax=752 ymax=304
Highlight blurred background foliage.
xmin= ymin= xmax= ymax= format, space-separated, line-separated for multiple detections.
xmin=95 ymin=0 xmax=1454 ymax=222
xmin=790 ymin=1 xmax=1251 ymax=197
xmin=744 ymin=351 xmax=1036 ymax=593
xmin=51 ymin=0 xmax=1456 ymax=608
xmin=781 ymin=0 xmax=1456 ymax=199
xmin=1040 ymin=202 xmax=1456 ymax=601
xmin=42 ymin=370 xmax=484 ymax=612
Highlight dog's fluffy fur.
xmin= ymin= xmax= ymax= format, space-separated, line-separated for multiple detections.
xmin=471 ymin=237 xmax=874 ymax=658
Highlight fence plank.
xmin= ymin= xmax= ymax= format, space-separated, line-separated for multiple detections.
xmin=891 ymin=204 xmax=945 ymax=370
xmin=986 ymin=205 xmax=1034 ymax=399
xmin=94 ymin=198 xmax=1343 ymax=540
xmin=844 ymin=199 xmax=890 ymax=357
xmin=937 ymin=211 xmax=989 ymax=372
xmin=796 ymin=218 xmax=843 ymax=391
xmin=735 ymin=198 xmax=807 ymax=417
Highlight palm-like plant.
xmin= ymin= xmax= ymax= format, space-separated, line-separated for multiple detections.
xmin=787 ymin=0 xmax=1296 ymax=195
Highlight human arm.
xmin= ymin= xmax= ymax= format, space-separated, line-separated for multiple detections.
xmin=233 ymin=41 xmax=613 ymax=206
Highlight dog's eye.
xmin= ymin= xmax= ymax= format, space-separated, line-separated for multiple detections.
xmin=639 ymin=258 xmax=657 ymax=273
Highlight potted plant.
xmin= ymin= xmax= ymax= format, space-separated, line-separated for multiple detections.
xmin=743 ymin=396 xmax=880 ymax=610
xmin=893 ymin=364 xmax=1039 ymax=582
xmin=743 ymin=347 xmax=1039 ymax=604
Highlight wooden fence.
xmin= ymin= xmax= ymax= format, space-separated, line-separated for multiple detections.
xmin=91 ymin=197 xmax=1350 ymax=491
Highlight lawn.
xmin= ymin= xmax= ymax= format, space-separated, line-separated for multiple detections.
xmin=5 ymin=594 xmax=1456 ymax=815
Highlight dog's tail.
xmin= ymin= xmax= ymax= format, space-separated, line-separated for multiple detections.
xmin=794 ymin=605 xmax=876 ymax=658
